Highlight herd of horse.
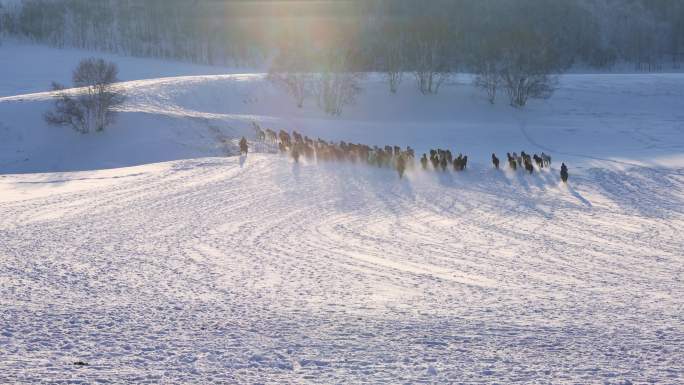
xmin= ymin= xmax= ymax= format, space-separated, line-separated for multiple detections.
xmin=251 ymin=124 xmax=416 ymax=177
xmin=248 ymin=123 xmax=569 ymax=182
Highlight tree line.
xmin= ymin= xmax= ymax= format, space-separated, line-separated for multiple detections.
xmin=2 ymin=0 xmax=683 ymax=70
xmin=4 ymin=0 xmax=684 ymax=113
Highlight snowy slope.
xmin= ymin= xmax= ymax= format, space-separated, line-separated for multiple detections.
xmin=1 ymin=41 xmax=683 ymax=384
xmin=0 ymin=155 xmax=682 ymax=383
xmin=0 ymin=39 xmax=246 ymax=98
xmin=2 ymin=41 xmax=684 ymax=174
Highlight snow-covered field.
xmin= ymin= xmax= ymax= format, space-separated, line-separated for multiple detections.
xmin=3 ymin=40 xmax=684 ymax=174
xmin=1 ymin=41 xmax=683 ymax=383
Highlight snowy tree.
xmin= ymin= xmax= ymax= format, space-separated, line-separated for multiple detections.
xmin=45 ymin=58 xmax=125 ymax=133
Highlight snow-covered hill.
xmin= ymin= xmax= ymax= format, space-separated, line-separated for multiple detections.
xmin=2 ymin=40 xmax=684 ymax=174
xmin=1 ymin=41 xmax=683 ymax=384
xmin=1 ymin=154 xmax=683 ymax=383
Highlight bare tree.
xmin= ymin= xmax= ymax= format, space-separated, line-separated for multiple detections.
xmin=269 ymin=71 xmax=311 ymax=109
xmin=378 ymin=22 xmax=408 ymax=94
xmin=384 ymin=40 xmax=405 ymax=94
xmin=312 ymin=71 xmax=364 ymax=116
xmin=472 ymin=40 xmax=503 ymax=104
xmin=311 ymin=48 xmax=364 ymax=116
xmin=498 ymin=31 xmax=562 ymax=108
xmin=474 ymin=66 xmax=501 ymax=104
xmin=44 ymin=82 xmax=86 ymax=131
xmin=268 ymin=42 xmax=313 ymax=108
xmin=409 ymin=18 xmax=452 ymax=95
xmin=45 ymin=58 xmax=124 ymax=133
xmin=501 ymin=70 xmax=557 ymax=108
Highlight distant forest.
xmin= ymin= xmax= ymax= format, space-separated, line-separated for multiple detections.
xmin=1 ymin=0 xmax=683 ymax=71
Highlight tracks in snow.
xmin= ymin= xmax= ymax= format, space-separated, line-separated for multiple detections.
xmin=0 ymin=155 xmax=683 ymax=383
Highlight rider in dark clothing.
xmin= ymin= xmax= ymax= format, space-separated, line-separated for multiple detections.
xmin=239 ymin=137 xmax=248 ymax=155
xmin=560 ymin=163 xmax=569 ymax=183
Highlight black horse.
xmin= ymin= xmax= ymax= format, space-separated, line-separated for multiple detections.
xmin=396 ymin=155 xmax=407 ymax=178
xmin=492 ymin=153 xmax=500 ymax=169
xmin=533 ymin=154 xmax=543 ymax=169
xmin=507 ymin=153 xmax=517 ymax=170
xmin=440 ymin=156 xmax=448 ymax=172
xmin=420 ymin=154 xmax=428 ymax=170
xmin=524 ymin=158 xmax=534 ymax=174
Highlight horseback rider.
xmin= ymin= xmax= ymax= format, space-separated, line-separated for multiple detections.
xmin=239 ymin=137 xmax=248 ymax=155
xmin=560 ymin=163 xmax=569 ymax=183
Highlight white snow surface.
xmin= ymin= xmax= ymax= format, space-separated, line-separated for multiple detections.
xmin=1 ymin=42 xmax=683 ymax=384
xmin=2 ymin=40 xmax=684 ymax=174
